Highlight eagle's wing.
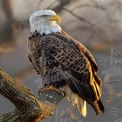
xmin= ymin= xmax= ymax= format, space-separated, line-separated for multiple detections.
xmin=28 ymin=32 xmax=42 ymax=74
xmin=62 ymin=30 xmax=98 ymax=72
xmin=40 ymin=33 xmax=101 ymax=100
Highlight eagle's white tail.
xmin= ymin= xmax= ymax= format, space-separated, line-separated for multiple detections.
xmin=63 ymin=85 xmax=87 ymax=117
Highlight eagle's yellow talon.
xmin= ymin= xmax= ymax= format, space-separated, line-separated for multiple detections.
xmin=39 ymin=85 xmax=62 ymax=94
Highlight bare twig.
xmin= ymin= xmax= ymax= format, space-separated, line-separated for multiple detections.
xmin=63 ymin=7 xmax=95 ymax=26
xmin=62 ymin=7 xmax=112 ymax=43
xmin=71 ymin=3 xmax=106 ymax=11
xmin=47 ymin=0 xmax=71 ymax=12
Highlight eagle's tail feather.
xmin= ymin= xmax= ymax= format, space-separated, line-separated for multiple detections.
xmin=98 ymin=99 xmax=104 ymax=113
xmin=88 ymin=100 xmax=100 ymax=116
xmin=63 ymin=85 xmax=104 ymax=117
xmin=63 ymin=85 xmax=87 ymax=117
xmin=88 ymin=99 xmax=104 ymax=116
xmin=77 ymin=97 xmax=87 ymax=117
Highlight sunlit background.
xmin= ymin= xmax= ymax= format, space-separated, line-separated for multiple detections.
xmin=0 ymin=0 xmax=122 ymax=122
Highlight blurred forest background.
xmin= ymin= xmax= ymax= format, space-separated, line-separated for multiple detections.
xmin=0 ymin=0 xmax=122 ymax=122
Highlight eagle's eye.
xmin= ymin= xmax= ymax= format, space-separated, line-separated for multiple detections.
xmin=42 ymin=15 xmax=48 ymax=17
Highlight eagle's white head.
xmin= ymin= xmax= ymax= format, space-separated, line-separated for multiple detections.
xmin=29 ymin=10 xmax=62 ymax=35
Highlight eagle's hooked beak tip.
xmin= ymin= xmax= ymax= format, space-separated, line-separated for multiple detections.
xmin=49 ymin=15 xmax=61 ymax=23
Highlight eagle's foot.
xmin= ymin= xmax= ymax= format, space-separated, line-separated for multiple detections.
xmin=39 ymin=85 xmax=62 ymax=94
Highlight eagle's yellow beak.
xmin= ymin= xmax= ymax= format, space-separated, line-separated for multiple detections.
xmin=49 ymin=15 xmax=61 ymax=23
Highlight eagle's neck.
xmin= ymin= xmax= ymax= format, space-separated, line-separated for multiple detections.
xmin=30 ymin=21 xmax=62 ymax=35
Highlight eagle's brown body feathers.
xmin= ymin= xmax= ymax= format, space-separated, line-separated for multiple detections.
xmin=28 ymin=31 xmax=104 ymax=116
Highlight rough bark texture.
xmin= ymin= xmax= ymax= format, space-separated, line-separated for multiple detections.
xmin=0 ymin=67 xmax=64 ymax=122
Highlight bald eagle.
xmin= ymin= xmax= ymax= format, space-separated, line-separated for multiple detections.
xmin=28 ymin=10 xmax=104 ymax=117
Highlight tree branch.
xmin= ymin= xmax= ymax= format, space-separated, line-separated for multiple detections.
xmin=0 ymin=67 xmax=64 ymax=122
